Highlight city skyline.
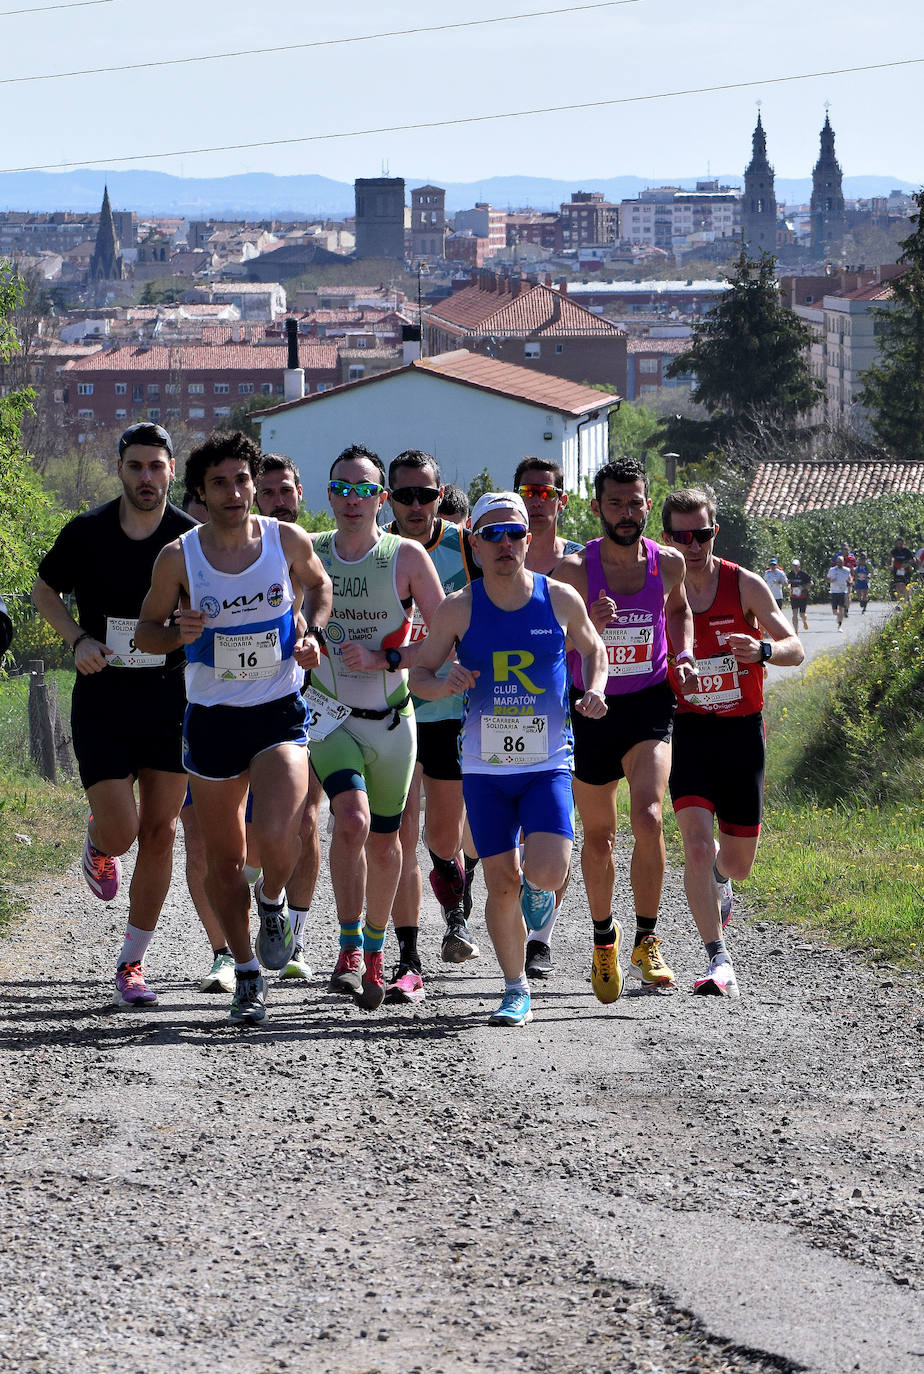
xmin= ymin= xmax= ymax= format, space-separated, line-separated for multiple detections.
xmin=0 ymin=0 xmax=920 ymax=186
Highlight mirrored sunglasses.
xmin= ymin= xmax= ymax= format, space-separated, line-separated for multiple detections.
xmin=668 ymin=526 xmax=716 ymax=546
xmin=389 ymin=485 xmax=441 ymax=506
xmin=328 ymin=479 xmax=383 ymax=499
xmin=473 ymin=522 xmax=529 ymax=543
xmin=518 ymin=483 xmax=560 ymax=502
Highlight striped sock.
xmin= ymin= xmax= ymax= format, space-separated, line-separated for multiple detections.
xmin=362 ymin=921 xmax=388 ymax=954
xmin=339 ymin=918 xmax=363 ymax=950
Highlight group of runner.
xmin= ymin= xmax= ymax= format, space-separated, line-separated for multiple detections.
xmin=32 ymin=422 xmax=804 ymax=1027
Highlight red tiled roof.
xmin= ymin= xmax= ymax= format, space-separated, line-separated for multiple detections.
xmin=745 ymin=460 xmax=924 ymax=519
xmin=251 ymin=348 xmax=619 ymax=420
xmin=61 ymin=339 xmax=338 ymax=373
xmin=838 ymin=283 xmax=894 ymax=302
xmin=426 ymin=282 xmax=624 ymax=339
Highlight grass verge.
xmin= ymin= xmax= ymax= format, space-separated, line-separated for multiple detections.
xmin=0 ymin=670 xmax=85 ymax=932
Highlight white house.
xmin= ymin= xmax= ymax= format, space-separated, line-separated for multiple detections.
xmin=253 ymin=349 xmax=618 ymax=513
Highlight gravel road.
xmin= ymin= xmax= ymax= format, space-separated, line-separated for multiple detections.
xmin=2 ymin=809 xmax=922 ymax=1374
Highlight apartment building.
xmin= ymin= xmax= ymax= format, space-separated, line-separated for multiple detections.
xmin=618 ymin=184 xmax=740 ymax=253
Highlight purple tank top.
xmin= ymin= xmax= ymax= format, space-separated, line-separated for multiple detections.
xmin=569 ymin=536 xmax=668 ymax=695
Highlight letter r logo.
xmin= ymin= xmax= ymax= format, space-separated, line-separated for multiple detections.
xmin=492 ymin=650 xmax=543 ymax=694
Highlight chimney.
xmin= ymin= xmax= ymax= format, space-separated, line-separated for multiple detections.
xmin=283 ymin=316 xmax=305 ymax=401
xmin=559 ymin=279 xmax=568 ymax=297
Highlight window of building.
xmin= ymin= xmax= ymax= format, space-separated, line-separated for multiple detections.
xmin=147 ymin=384 xmax=159 ymax=397
xmin=77 ymin=382 xmax=93 ymax=395
xmin=165 ymin=383 xmax=181 ymax=395
xmin=147 ymin=408 xmax=160 ymax=421
xmin=188 ymin=383 xmax=205 ymax=395
xmin=555 ymin=343 xmax=564 ymax=354
xmin=188 ymin=407 xmax=205 ymax=419
xmin=132 ymin=385 xmax=143 ymax=403
xmin=114 ymin=382 xmax=127 ymax=396
xmin=638 ymin=358 xmax=659 ymax=374
xmin=166 ymin=408 xmax=180 ymax=420
xmin=524 ymin=343 xmax=540 ymax=359
xmin=260 ymin=382 xmax=273 ymax=394
xmin=115 ymin=408 xmax=127 ymax=420
xmin=348 ymin=366 xmax=365 ymax=382
xmin=213 ymin=407 xmax=231 ymax=418
xmin=78 ymin=408 xmax=94 ymax=419
xmin=214 ymin=382 xmax=230 ymax=394
xmin=238 ymin=382 xmax=254 ymax=395
xmin=639 ymin=384 xmax=658 ymax=396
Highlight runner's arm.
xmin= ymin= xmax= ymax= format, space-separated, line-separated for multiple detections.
xmin=135 ymin=544 xmax=205 ymax=653
xmin=31 ymin=575 xmax=111 ymax=675
xmin=281 ymin=524 xmax=332 ymax=670
xmin=550 ymin=582 xmax=607 ymax=718
xmin=408 ymin=593 xmax=475 ymax=700
xmin=660 ymin=546 xmax=697 ymax=690
xmin=728 ymin=568 xmax=805 ymax=667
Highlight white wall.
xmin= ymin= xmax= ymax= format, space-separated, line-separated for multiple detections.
xmin=256 ymin=369 xmax=613 ymax=513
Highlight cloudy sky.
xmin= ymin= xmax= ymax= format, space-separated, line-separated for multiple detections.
xmin=2 ymin=0 xmax=920 ymax=185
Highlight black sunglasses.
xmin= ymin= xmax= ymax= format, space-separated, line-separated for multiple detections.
xmin=389 ymin=486 xmax=441 ymax=506
xmin=668 ymin=526 xmax=716 ymax=546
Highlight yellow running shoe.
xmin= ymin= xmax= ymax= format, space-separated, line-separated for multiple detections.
xmin=629 ymin=933 xmax=675 ymax=987
xmin=591 ymin=920 xmax=623 ymax=1003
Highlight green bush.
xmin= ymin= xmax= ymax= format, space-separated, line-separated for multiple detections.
xmin=9 ymin=610 xmax=73 ymax=671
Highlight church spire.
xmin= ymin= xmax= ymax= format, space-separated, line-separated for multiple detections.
xmin=742 ymin=110 xmax=776 ymax=254
xmin=89 ymin=185 xmax=124 ymax=284
xmin=810 ymin=110 xmax=846 ymax=261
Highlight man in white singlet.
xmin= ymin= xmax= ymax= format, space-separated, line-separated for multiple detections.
xmin=137 ymin=431 xmax=332 ymax=1025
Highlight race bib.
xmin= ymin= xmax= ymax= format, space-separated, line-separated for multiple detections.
xmin=408 ymin=607 xmax=428 ymax=644
xmin=214 ymin=629 xmax=282 ymax=681
xmin=106 ymin=616 xmax=165 ymax=668
xmin=602 ymin=624 xmax=653 ymax=677
xmin=688 ymin=654 xmax=742 ymax=709
xmin=481 ymin=714 xmax=549 ymax=766
xmin=302 ymin=683 xmax=353 ymax=740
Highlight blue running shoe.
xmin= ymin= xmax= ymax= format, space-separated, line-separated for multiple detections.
xmin=519 ymin=881 xmax=555 ymax=932
xmin=488 ymin=989 xmax=533 ymax=1027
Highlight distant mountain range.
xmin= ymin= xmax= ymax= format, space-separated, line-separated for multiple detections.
xmin=0 ymin=170 xmax=917 ymax=219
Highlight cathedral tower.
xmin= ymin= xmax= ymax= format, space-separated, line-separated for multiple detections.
xmin=810 ymin=113 xmax=846 ymax=260
xmin=742 ymin=111 xmax=777 ymax=254
xmin=88 ymin=186 xmax=124 ymax=284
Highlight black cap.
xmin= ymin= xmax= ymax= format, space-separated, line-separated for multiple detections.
xmin=118 ymin=422 xmax=173 ymax=459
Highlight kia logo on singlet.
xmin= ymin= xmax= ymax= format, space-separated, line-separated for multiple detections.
xmin=222 ymin=592 xmax=264 ymax=610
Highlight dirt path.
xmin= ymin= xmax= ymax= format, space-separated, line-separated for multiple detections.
xmin=1 ymin=818 xmax=922 ymax=1374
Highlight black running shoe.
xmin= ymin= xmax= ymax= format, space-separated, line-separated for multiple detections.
xmin=525 ymin=939 xmax=553 ymax=979
xmin=441 ymin=917 xmax=479 ymax=964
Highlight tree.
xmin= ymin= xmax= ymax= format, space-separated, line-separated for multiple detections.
xmin=661 ymin=246 xmax=821 ymax=465
xmin=858 ymin=190 xmax=924 ymax=459
xmin=0 ymin=266 xmax=62 ymax=618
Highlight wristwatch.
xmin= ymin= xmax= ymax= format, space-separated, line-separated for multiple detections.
xmin=674 ymin=649 xmax=695 ymax=666
xmin=384 ymin=647 xmax=402 ymax=671
xmin=306 ymin=625 xmax=326 ymax=646
xmin=759 ymin=640 xmax=773 ymax=662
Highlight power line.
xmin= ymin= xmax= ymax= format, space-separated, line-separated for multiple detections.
xmin=3 ymin=55 xmax=921 ymax=174
xmin=0 ymin=0 xmax=113 ymax=13
xmin=0 ymin=0 xmax=643 ymax=86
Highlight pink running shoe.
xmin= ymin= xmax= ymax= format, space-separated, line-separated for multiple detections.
xmin=83 ymin=829 xmax=121 ymax=902
xmin=327 ymin=947 xmax=364 ymax=996
xmin=384 ymin=963 xmax=426 ymax=1005
xmin=114 ymin=961 xmax=157 ymax=1007
xmin=692 ymin=955 xmax=740 ymax=999
xmin=358 ymin=950 xmax=385 ymax=1010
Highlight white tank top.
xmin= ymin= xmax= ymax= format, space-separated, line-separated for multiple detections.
xmin=181 ymin=517 xmax=301 ymax=707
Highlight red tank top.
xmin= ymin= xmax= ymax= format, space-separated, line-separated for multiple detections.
xmin=672 ymin=559 xmax=764 ymax=717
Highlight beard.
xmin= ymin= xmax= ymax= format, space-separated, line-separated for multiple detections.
xmin=601 ymin=512 xmax=646 ymax=547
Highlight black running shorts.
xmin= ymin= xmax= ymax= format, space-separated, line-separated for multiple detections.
xmin=416 ymin=717 xmax=463 ymax=782
xmin=71 ymin=668 xmax=186 ymax=790
xmin=183 ymin=693 xmax=308 ymax=781
xmin=669 ymin=710 xmax=765 ymax=836
xmin=570 ymin=678 xmax=675 ymax=786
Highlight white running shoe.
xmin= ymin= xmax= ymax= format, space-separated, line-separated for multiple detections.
xmin=692 ymin=955 xmax=740 ymax=999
